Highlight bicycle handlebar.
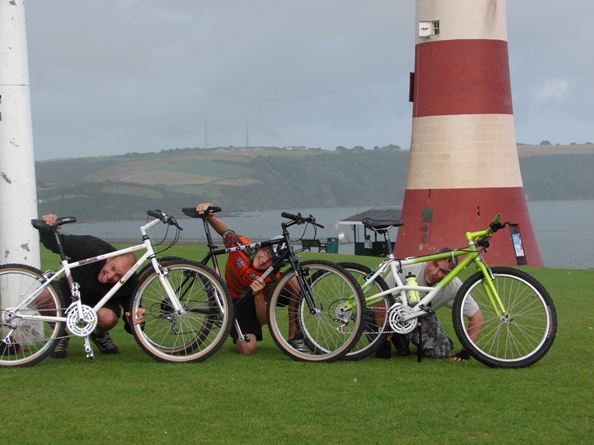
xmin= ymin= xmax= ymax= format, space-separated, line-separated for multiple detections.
xmin=489 ymin=214 xmax=504 ymax=232
xmin=146 ymin=209 xmax=183 ymax=230
xmin=281 ymin=212 xmax=324 ymax=229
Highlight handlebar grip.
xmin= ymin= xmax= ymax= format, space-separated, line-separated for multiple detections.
xmin=281 ymin=212 xmax=299 ymax=220
xmin=147 ymin=210 xmax=164 ymax=219
xmin=492 ymin=214 xmax=501 ymax=225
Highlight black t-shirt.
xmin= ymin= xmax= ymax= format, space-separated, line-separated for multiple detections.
xmin=39 ymin=231 xmax=138 ymax=311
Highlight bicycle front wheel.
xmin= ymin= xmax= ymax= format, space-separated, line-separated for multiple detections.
xmin=0 ymin=264 xmax=66 ymax=367
xmin=339 ymin=262 xmax=393 ymax=361
xmin=267 ymin=260 xmax=366 ymax=362
xmin=452 ymin=266 xmax=557 ymax=368
xmin=130 ymin=260 xmax=234 ymax=363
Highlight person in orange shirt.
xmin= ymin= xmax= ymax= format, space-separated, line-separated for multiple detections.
xmin=196 ymin=203 xmax=307 ymax=354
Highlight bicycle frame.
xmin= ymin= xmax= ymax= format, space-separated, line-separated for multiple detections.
xmin=11 ymin=215 xmax=183 ymax=334
xmin=344 ymin=214 xmax=509 ymax=323
xmin=184 ymin=207 xmax=338 ymax=340
xmin=198 ymin=214 xmax=317 ymax=310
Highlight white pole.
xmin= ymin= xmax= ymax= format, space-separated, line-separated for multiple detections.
xmin=0 ymin=0 xmax=40 ymax=268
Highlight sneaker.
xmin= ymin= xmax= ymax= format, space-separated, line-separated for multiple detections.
xmin=375 ymin=340 xmax=392 ymax=359
xmin=288 ymin=338 xmax=309 ymax=354
xmin=90 ymin=331 xmax=120 ymax=354
xmin=392 ymin=334 xmax=411 ymax=357
xmin=50 ymin=337 xmax=69 ymax=359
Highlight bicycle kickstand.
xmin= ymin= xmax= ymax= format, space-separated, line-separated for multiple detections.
xmin=416 ymin=321 xmax=423 ymax=363
xmin=84 ymin=336 xmax=95 ymax=360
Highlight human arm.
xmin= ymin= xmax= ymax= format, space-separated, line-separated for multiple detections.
xmin=450 ymin=308 xmax=484 ymax=362
xmin=196 ymin=202 xmax=229 ymax=236
xmin=250 ymin=278 xmax=268 ymax=326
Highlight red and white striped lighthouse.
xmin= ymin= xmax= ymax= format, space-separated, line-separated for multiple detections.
xmin=395 ymin=0 xmax=543 ymax=266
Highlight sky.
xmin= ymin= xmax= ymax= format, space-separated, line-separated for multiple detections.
xmin=23 ymin=0 xmax=594 ymax=161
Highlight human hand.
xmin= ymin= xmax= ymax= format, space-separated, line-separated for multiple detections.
xmin=196 ymin=203 xmax=213 ymax=215
xmin=450 ymin=349 xmax=471 ymax=362
xmin=250 ymin=278 xmax=266 ymax=296
xmin=41 ymin=214 xmax=59 ymax=227
xmin=125 ymin=307 xmax=146 ymax=325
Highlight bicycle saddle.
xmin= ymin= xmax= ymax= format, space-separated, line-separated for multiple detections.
xmin=362 ymin=217 xmax=404 ymax=231
xmin=31 ymin=216 xmax=77 ymax=231
xmin=182 ymin=206 xmax=221 ymax=219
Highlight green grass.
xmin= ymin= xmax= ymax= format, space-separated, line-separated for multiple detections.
xmin=3 ymin=248 xmax=592 ymax=444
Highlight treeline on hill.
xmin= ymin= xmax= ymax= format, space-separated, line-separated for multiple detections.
xmin=35 ymin=147 xmax=594 ymax=221
xmin=35 ymin=149 xmax=409 ymax=220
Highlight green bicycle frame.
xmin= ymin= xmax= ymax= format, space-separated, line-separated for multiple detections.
xmin=343 ymin=214 xmax=509 ymax=320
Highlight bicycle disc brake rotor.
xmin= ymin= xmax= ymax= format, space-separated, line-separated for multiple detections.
xmin=329 ymin=301 xmax=351 ymax=324
xmin=65 ymin=304 xmax=98 ymax=337
xmin=388 ymin=304 xmax=417 ymax=334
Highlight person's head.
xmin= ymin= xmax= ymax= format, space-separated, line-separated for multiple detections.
xmin=365 ymin=235 xmax=370 ymax=240
xmin=250 ymin=247 xmax=274 ymax=271
xmin=98 ymin=253 xmax=136 ymax=284
xmin=423 ymin=247 xmax=457 ymax=286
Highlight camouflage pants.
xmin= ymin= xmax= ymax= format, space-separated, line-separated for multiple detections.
xmin=406 ymin=314 xmax=454 ymax=359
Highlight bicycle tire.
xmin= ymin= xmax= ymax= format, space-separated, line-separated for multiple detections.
xmin=130 ymin=260 xmax=234 ymax=363
xmin=452 ymin=266 xmax=557 ymax=368
xmin=0 ymin=264 xmax=66 ymax=367
xmin=267 ymin=260 xmax=365 ymax=362
xmin=338 ymin=262 xmax=393 ymax=361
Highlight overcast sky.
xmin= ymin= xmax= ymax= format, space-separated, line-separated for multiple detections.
xmin=24 ymin=0 xmax=593 ymax=161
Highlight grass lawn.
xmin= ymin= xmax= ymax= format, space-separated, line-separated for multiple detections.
xmin=2 ymin=247 xmax=592 ymax=444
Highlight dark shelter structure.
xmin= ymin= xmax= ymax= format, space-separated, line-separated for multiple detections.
xmin=338 ymin=208 xmax=402 ymax=256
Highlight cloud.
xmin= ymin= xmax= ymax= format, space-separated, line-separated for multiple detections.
xmin=19 ymin=0 xmax=594 ymax=159
xmin=535 ymin=79 xmax=569 ymax=101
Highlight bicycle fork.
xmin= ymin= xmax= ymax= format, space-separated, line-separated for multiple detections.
xmin=475 ymin=262 xmax=508 ymax=319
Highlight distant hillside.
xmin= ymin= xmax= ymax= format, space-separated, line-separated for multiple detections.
xmin=35 ymin=144 xmax=594 ymax=221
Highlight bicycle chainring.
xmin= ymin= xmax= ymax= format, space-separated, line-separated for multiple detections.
xmin=65 ymin=304 xmax=98 ymax=337
xmin=388 ymin=304 xmax=417 ymax=334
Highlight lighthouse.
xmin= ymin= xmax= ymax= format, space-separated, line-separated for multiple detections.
xmin=0 ymin=0 xmax=40 ymax=267
xmin=395 ymin=0 xmax=543 ymax=266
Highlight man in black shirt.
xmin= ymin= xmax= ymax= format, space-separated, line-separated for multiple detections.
xmin=38 ymin=214 xmax=144 ymax=358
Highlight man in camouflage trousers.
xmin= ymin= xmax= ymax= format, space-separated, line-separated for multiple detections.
xmin=377 ymin=248 xmax=484 ymax=362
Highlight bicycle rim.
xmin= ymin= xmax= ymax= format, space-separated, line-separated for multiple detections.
xmin=267 ymin=260 xmax=365 ymax=362
xmin=130 ymin=260 xmax=234 ymax=363
xmin=453 ymin=267 xmax=557 ymax=368
xmin=0 ymin=264 xmax=66 ymax=367
xmin=339 ymin=262 xmax=392 ymax=361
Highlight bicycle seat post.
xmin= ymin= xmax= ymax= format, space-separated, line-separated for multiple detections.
xmin=379 ymin=229 xmax=394 ymax=259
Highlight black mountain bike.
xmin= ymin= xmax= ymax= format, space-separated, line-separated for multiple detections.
xmin=180 ymin=206 xmax=366 ymax=363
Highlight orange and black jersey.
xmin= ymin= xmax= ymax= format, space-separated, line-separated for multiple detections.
xmin=222 ymin=229 xmax=278 ymax=300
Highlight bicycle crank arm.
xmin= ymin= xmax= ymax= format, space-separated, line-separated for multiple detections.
xmin=84 ymin=336 xmax=95 ymax=360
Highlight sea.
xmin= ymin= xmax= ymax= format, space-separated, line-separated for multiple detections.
xmin=62 ymin=200 xmax=594 ymax=270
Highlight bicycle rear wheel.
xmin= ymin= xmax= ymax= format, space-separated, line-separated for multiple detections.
xmin=267 ymin=260 xmax=365 ymax=362
xmin=452 ymin=266 xmax=557 ymax=368
xmin=339 ymin=262 xmax=393 ymax=361
xmin=0 ymin=264 xmax=66 ymax=367
xmin=130 ymin=260 xmax=234 ymax=363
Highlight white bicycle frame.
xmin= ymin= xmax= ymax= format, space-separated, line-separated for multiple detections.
xmin=7 ymin=217 xmax=184 ymax=356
